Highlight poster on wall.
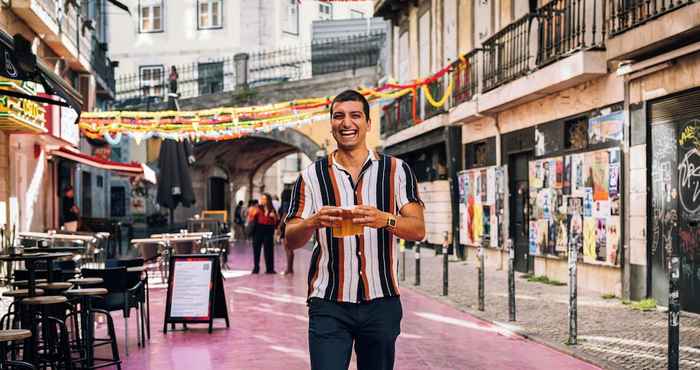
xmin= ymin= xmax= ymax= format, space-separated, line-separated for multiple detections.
xmin=588 ymin=111 xmax=624 ymax=145
xmin=528 ymin=147 xmax=621 ymax=265
xmin=459 ymin=166 xmax=505 ymax=247
xmin=529 ymin=221 xmax=538 ymax=255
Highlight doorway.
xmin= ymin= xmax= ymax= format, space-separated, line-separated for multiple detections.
xmin=209 ymin=177 xmax=227 ymax=211
xmin=509 ymin=151 xmax=533 ymax=273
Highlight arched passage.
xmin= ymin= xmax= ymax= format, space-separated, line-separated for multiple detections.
xmin=192 ymin=128 xmax=323 ymax=213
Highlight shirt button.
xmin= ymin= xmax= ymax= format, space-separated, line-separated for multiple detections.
xmin=359 ymin=271 xmax=363 ymax=275
xmin=358 ymin=251 xmax=362 ymax=256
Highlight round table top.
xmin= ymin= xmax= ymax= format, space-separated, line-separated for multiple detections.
xmin=68 ymin=278 xmax=103 ymax=285
xmin=65 ymin=288 xmax=108 ymax=296
xmin=22 ymin=296 xmax=68 ymax=305
xmin=3 ymin=289 xmax=44 ymax=298
xmin=36 ymin=282 xmax=73 ymax=290
xmin=127 ymin=266 xmax=146 ymax=273
xmin=0 ymin=329 xmax=32 ymax=342
xmin=19 ymin=232 xmax=96 ymax=242
xmin=0 ymin=252 xmax=73 ymax=261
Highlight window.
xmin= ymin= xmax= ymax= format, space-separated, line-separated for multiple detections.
xmin=97 ymin=175 xmax=103 ymax=188
xmin=398 ymin=30 xmax=409 ymax=83
xmin=140 ymin=66 xmax=164 ymax=97
xmin=319 ymin=3 xmax=332 ymax=20
xmin=198 ymin=62 xmax=224 ymax=95
xmin=285 ymin=0 xmax=299 ymax=34
xmin=139 ymin=0 xmax=163 ymax=33
xmin=350 ymin=9 xmax=364 ymax=19
xmin=110 ymin=147 xmax=122 ymax=162
xmin=198 ymin=0 xmax=222 ymax=29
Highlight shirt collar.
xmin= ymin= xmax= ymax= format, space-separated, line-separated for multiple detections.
xmin=329 ymin=149 xmax=377 ymax=171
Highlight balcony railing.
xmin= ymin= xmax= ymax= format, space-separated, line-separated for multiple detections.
xmin=113 ymin=33 xmax=387 ymax=107
xmin=422 ymin=79 xmax=445 ymax=120
xmin=381 ymin=93 xmax=413 ymax=138
xmin=607 ymin=0 xmax=695 ymax=36
xmin=536 ymin=0 xmax=604 ymax=66
xmin=450 ymin=50 xmax=479 ymax=106
xmin=90 ymin=37 xmax=115 ymax=96
xmin=482 ymin=14 xmax=535 ymax=92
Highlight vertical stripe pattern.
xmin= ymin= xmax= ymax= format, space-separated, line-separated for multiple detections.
xmin=286 ymin=151 xmax=422 ymax=303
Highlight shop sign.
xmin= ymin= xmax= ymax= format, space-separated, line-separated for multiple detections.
xmin=0 ymin=77 xmax=46 ymax=132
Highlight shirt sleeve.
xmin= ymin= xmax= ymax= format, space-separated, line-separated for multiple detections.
xmin=286 ymin=174 xmax=314 ymax=220
xmin=396 ymin=159 xmax=424 ymax=212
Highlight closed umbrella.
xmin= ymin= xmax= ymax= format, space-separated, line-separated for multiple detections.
xmin=156 ymin=139 xmax=196 ymax=228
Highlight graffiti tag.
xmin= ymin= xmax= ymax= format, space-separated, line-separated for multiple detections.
xmin=678 ymin=148 xmax=700 ymax=216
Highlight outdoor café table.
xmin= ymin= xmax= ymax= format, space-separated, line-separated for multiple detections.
xmin=0 ymin=252 xmax=73 ymax=296
xmin=23 ymin=246 xmax=86 ymax=254
xmin=19 ymin=232 xmax=95 ymax=247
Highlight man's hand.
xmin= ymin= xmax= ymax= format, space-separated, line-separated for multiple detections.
xmin=351 ymin=205 xmax=390 ymax=229
xmin=308 ymin=207 xmax=344 ymax=229
xmin=285 ymin=207 xmax=344 ymax=251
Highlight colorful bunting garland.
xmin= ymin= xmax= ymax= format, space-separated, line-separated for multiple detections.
xmin=80 ymin=57 xmax=465 ymax=143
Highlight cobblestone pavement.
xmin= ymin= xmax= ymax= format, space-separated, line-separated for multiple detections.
xmin=398 ymin=247 xmax=700 ymax=370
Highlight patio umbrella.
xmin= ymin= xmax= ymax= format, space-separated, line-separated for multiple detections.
xmin=156 ymin=139 xmax=196 ymax=227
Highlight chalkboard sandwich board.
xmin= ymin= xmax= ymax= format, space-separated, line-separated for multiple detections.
xmin=163 ymin=254 xmax=230 ymax=333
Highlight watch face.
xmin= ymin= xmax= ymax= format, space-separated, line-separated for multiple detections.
xmin=389 ymin=218 xmax=396 ymax=227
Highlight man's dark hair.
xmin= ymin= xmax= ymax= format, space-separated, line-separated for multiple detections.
xmin=64 ymin=185 xmax=74 ymax=193
xmin=330 ymin=89 xmax=370 ymax=120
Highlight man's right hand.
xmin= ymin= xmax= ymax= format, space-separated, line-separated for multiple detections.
xmin=306 ymin=207 xmax=344 ymax=230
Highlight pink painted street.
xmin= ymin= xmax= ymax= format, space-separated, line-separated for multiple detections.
xmin=91 ymin=243 xmax=599 ymax=370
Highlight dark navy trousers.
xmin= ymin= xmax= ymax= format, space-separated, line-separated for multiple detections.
xmin=308 ymin=296 xmax=402 ymax=370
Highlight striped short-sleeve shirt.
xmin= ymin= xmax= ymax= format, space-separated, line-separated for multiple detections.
xmin=286 ymin=150 xmax=422 ymax=303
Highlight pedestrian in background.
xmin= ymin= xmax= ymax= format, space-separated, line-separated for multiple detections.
xmin=62 ymin=186 xmax=80 ymax=231
xmin=249 ymin=194 xmax=278 ymax=274
xmin=234 ymin=200 xmax=245 ymax=240
xmin=279 ymin=187 xmax=293 ymax=275
xmin=169 ymin=66 xmax=178 ymax=95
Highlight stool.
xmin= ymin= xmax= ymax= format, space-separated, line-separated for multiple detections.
xmin=36 ymin=282 xmax=73 ymax=296
xmin=67 ymin=278 xmax=103 ymax=287
xmin=21 ymin=296 xmax=72 ymax=369
xmin=65 ymin=288 xmax=120 ymax=370
xmin=0 ymin=330 xmax=34 ymax=369
xmin=2 ymin=289 xmax=45 ymax=330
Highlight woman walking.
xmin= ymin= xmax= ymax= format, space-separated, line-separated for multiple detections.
xmin=250 ymin=194 xmax=278 ymax=274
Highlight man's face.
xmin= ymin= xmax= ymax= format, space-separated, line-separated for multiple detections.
xmin=66 ymin=190 xmax=74 ymax=198
xmin=330 ymin=100 xmax=370 ymax=150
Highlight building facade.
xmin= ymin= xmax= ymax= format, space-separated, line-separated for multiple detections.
xmin=1 ymin=0 xmax=119 ymax=232
xmin=375 ymin=0 xmax=700 ymax=313
xmin=108 ymin=0 xmax=374 ymax=103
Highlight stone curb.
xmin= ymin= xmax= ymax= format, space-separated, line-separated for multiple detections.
xmin=403 ymin=285 xmax=622 ymax=370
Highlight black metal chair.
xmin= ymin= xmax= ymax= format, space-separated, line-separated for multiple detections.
xmin=80 ymin=267 xmax=145 ymax=356
xmin=105 ymin=258 xmax=150 ymax=341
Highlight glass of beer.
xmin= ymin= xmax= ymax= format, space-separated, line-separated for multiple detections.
xmin=332 ymin=207 xmax=364 ymax=238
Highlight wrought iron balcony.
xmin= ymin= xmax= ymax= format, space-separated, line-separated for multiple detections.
xmin=536 ymin=0 xmax=604 ymax=67
xmin=450 ymin=50 xmax=479 ymax=106
xmin=381 ymin=93 xmax=414 ymax=138
xmin=422 ymin=79 xmax=446 ymax=121
xmin=607 ymin=0 xmax=696 ymax=37
xmin=90 ymin=37 xmax=116 ymax=97
xmin=482 ymin=14 xmax=536 ymax=92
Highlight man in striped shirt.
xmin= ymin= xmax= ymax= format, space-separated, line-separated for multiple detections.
xmin=285 ymin=90 xmax=425 ymax=370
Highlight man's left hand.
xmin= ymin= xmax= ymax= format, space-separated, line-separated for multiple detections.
xmin=351 ymin=205 xmax=390 ymax=229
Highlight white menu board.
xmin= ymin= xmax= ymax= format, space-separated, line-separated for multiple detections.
xmin=170 ymin=259 xmax=213 ymax=318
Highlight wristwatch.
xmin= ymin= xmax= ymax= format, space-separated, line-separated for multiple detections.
xmin=385 ymin=214 xmax=397 ymax=229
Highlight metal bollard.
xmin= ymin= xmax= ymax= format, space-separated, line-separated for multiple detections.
xmin=414 ymin=241 xmax=421 ymax=286
xmin=478 ymin=243 xmax=485 ymax=311
xmin=507 ymin=239 xmax=516 ymax=321
xmin=442 ymin=232 xmax=449 ymax=296
xmin=568 ymin=235 xmax=578 ymax=345
xmin=669 ymin=255 xmax=680 ymax=370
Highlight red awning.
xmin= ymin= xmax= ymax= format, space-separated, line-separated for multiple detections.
xmin=49 ymin=147 xmax=143 ymax=175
